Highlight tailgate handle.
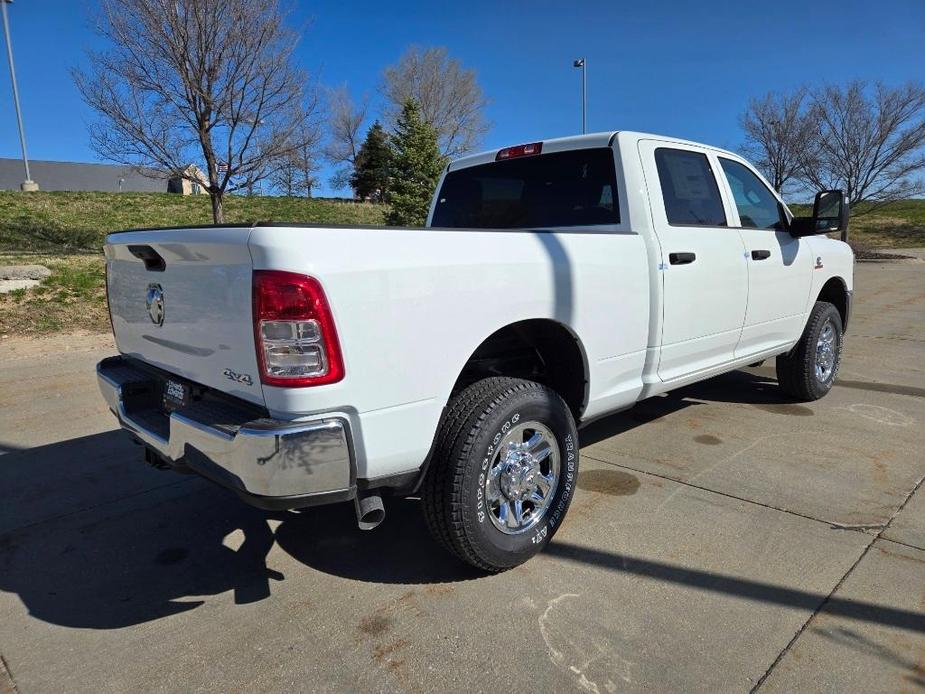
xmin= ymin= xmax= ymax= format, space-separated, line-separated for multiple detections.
xmin=128 ymin=245 xmax=166 ymax=272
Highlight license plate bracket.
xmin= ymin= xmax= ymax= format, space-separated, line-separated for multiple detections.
xmin=162 ymin=378 xmax=191 ymax=412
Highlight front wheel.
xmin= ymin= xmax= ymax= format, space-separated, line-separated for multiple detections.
xmin=776 ymin=301 xmax=844 ymax=401
xmin=422 ymin=377 xmax=579 ymax=572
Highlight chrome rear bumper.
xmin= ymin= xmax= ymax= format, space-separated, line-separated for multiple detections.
xmin=97 ymin=356 xmax=355 ymax=509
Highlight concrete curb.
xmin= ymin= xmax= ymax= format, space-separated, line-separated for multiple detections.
xmin=856 ymin=256 xmax=923 ymax=264
xmin=0 ymin=265 xmax=51 ymax=280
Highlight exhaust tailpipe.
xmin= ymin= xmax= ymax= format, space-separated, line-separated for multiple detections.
xmin=354 ymin=492 xmax=385 ymax=531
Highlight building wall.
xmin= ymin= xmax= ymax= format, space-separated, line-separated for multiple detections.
xmin=0 ymin=158 xmax=167 ymax=193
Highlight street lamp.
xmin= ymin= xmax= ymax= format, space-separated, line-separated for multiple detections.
xmin=573 ymin=58 xmax=587 ymax=134
xmin=1 ymin=0 xmax=37 ymax=191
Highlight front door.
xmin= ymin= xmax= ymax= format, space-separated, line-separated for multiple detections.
xmin=638 ymin=140 xmax=748 ymax=382
xmin=715 ymin=157 xmax=814 ymax=357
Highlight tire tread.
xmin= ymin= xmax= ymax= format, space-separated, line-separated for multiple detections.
xmin=776 ymin=300 xmax=842 ymax=401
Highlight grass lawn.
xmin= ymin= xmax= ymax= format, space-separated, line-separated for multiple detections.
xmin=788 ymin=199 xmax=925 ymax=249
xmin=0 ymin=253 xmax=108 ymax=336
xmin=841 ymin=200 xmax=925 ymax=249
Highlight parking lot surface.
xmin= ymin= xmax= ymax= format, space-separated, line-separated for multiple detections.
xmin=1 ymin=259 xmax=923 ymax=693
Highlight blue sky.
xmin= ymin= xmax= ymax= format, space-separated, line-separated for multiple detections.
xmin=1 ymin=0 xmax=923 ymax=196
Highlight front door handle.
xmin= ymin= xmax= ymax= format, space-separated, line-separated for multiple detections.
xmin=669 ymin=252 xmax=696 ymax=265
xmin=751 ymin=250 xmax=771 ymax=260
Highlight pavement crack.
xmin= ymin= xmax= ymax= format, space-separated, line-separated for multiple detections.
xmin=0 ymin=654 xmax=19 ymax=694
xmin=750 ymin=473 xmax=925 ymax=692
xmin=876 ymin=535 xmax=925 ymax=553
xmin=827 ymin=521 xmax=887 ymax=531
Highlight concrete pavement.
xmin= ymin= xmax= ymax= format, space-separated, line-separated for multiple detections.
xmin=0 ymin=261 xmax=923 ymax=693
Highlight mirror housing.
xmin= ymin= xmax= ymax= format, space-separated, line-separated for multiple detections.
xmin=790 ymin=190 xmax=849 ymax=237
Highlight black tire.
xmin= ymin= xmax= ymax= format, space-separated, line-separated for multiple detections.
xmin=422 ymin=377 xmax=579 ymax=572
xmin=776 ymin=301 xmax=844 ymax=401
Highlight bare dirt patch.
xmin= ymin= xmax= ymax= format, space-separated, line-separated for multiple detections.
xmin=0 ymin=330 xmax=113 ymax=361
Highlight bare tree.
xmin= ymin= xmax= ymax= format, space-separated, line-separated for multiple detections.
xmin=74 ymin=0 xmax=320 ymax=223
xmin=800 ymin=81 xmax=925 ymax=211
xmin=273 ymin=122 xmax=323 ymax=197
xmin=382 ymin=46 xmax=490 ymax=158
xmin=324 ymin=86 xmax=368 ymax=193
xmin=741 ymin=87 xmax=815 ymax=194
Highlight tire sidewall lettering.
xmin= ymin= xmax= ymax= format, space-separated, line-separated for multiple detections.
xmin=548 ymin=433 xmax=575 ymax=529
xmin=476 ymin=410 xmax=523 ymax=525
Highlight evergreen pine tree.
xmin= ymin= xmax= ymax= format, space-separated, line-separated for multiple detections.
xmin=350 ymin=121 xmax=392 ymax=202
xmin=387 ymin=100 xmax=445 ymax=226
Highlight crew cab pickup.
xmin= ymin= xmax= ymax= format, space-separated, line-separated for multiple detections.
xmin=98 ymin=131 xmax=853 ymax=571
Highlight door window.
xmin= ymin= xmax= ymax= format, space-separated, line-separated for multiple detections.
xmin=654 ymin=148 xmax=727 ymax=226
xmin=719 ymin=158 xmax=786 ymax=230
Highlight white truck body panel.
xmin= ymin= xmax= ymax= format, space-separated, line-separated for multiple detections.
xmin=102 ymin=130 xmax=855 ymax=488
xmin=247 ymin=223 xmax=651 ymax=477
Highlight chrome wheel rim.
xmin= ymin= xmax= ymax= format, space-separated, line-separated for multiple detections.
xmin=484 ymin=421 xmax=560 ymax=535
xmin=815 ymin=320 xmax=837 ymax=382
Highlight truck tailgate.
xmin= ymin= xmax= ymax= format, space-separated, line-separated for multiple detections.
xmin=105 ymin=226 xmax=263 ymax=405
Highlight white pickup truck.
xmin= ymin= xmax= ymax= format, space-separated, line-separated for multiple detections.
xmin=98 ymin=131 xmax=853 ymax=571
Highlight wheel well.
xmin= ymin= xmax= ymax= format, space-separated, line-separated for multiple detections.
xmin=817 ymin=277 xmax=848 ymax=328
xmin=452 ymin=319 xmax=588 ymax=419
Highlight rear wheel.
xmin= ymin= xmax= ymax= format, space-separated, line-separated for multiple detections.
xmin=776 ymin=301 xmax=843 ymax=401
xmin=422 ymin=377 xmax=579 ymax=572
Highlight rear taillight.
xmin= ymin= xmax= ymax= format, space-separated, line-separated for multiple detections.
xmin=252 ymin=270 xmax=344 ymax=387
xmin=496 ymin=142 xmax=543 ymax=161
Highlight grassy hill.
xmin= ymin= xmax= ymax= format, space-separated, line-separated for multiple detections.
xmin=1 ymin=190 xmax=922 ymax=254
xmin=789 ymin=198 xmax=925 ymax=250
xmin=1 ymin=191 xmax=922 ymax=336
xmin=0 ymin=191 xmax=386 ymax=335
xmin=0 ymin=191 xmax=387 ymax=253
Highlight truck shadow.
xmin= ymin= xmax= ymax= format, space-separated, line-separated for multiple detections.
xmin=0 ymin=432 xmax=286 ymax=629
xmin=274 ymin=501 xmax=482 ymax=583
xmin=0 ymin=432 xmax=481 ymax=630
xmin=2 ymin=368 xmax=918 ymax=634
xmin=579 ymin=368 xmax=810 ymax=446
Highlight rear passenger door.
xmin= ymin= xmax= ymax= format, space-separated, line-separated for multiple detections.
xmin=715 ymin=157 xmax=814 ymax=357
xmin=638 ymin=140 xmax=748 ymax=382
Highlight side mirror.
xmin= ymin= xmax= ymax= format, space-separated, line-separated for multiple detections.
xmin=790 ymin=190 xmax=849 ymax=237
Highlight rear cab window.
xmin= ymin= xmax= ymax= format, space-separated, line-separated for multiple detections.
xmin=431 ymin=148 xmax=619 ymax=229
xmin=654 ymin=148 xmax=727 ymax=227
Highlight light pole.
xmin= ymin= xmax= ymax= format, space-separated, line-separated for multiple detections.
xmin=573 ymin=58 xmax=586 ymax=134
xmin=1 ymin=0 xmax=37 ymax=191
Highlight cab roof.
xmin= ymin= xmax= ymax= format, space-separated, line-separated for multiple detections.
xmin=447 ymin=131 xmax=741 ymax=171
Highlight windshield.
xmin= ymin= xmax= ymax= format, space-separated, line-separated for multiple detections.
xmin=431 ymin=148 xmax=620 ymax=228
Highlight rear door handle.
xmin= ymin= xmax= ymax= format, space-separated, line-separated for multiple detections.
xmin=669 ymin=252 xmax=696 ymax=265
xmin=751 ymin=250 xmax=771 ymax=260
